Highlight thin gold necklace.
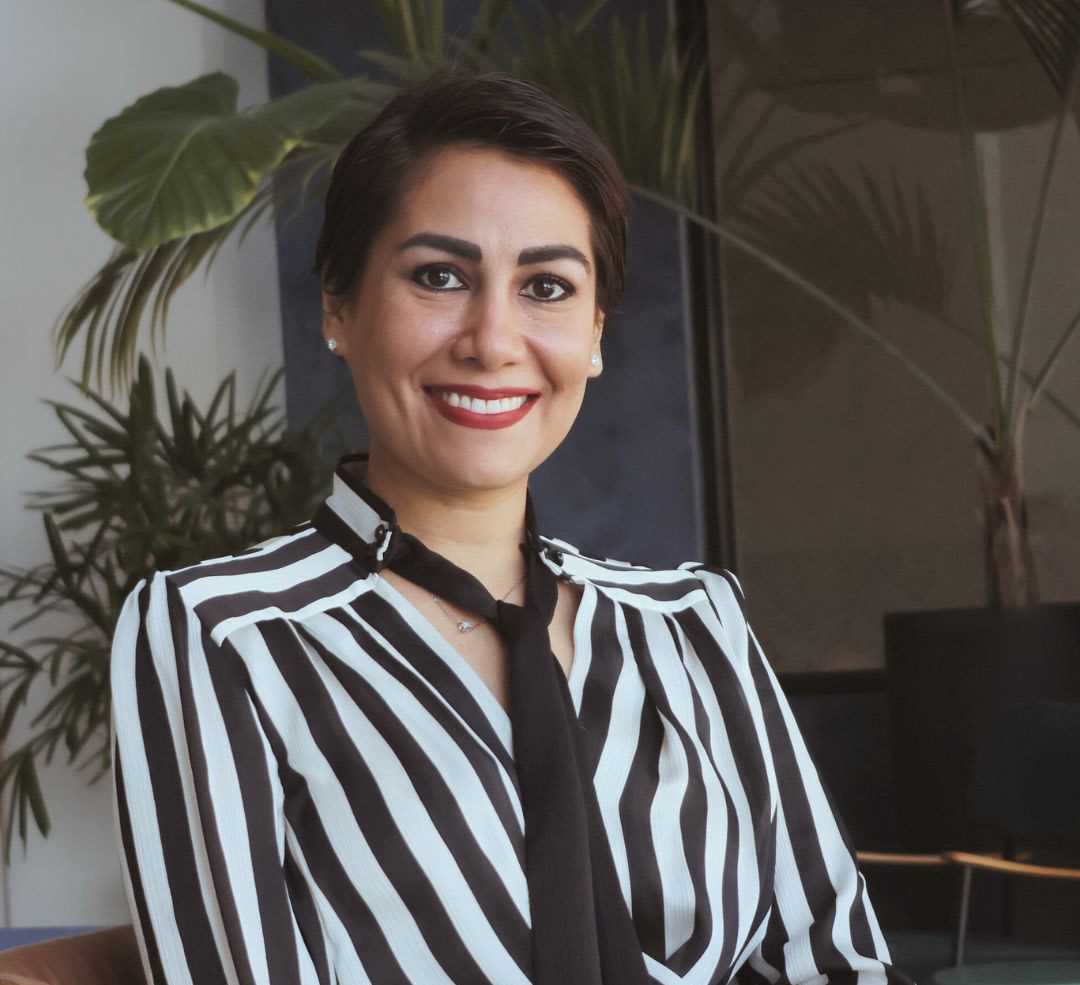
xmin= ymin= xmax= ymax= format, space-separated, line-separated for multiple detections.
xmin=430 ymin=571 xmax=527 ymax=633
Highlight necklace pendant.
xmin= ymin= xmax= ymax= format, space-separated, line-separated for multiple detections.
xmin=457 ymin=620 xmax=475 ymax=633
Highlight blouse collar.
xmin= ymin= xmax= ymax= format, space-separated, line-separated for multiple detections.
xmin=313 ymin=453 xmax=555 ymax=574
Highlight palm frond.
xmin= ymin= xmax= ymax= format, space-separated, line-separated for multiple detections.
xmin=461 ymin=0 xmax=513 ymax=56
xmin=0 ymin=357 xmax=338 ymax=854
xmin=720 ymin=116 xmax=866 ymax=214
xmin=1026 ymin=304 xmax=1080 ymax=410
xmin=370 ymin=0 xmax=446 ymax=66
xmin=734 ymin=163 xmax=953 ymax=320
xmin=475 ymin=8 xmax=704 ymax=209
xmin=1003 ymin=46 xmax=1080 ymax=427
xmin=640 ymin=185 xmax=983 ymax=437
xmin=961 ymin=0 xmax=1080 ymax=95
xmin=165 ymin=0 xmax=343 ymax=83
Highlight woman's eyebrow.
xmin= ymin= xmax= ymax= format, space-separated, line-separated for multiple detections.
xmin=397 ymin=232 xmax=482 ymax=261
xmin=396 ymin=233 xmax=591 ymax=273
xmin=518 ymin=245 xmax=591 ymax=272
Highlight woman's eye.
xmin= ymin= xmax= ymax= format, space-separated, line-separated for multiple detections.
xmin=522 ymin=275 xmax=573 ymax=302
xmin=413 ymin=265 xmax=466 ymax=291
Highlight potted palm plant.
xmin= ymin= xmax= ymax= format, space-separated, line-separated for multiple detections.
xmin=881 ymin=0 xmax=1080 ymax=848
xmin=706 ymin=0 xmax=1080 ymax=853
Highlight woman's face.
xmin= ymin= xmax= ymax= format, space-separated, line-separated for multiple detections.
xmin=323 ymin=145 xmax=604 ymax=497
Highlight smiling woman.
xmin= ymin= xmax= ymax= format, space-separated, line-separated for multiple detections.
xmin=108 ymin=72 xmax=911 ymax=985
xmin=323 ymin=146 xmax=603 ymax=494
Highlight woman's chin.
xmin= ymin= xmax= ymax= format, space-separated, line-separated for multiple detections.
xmin=428 ymin=458 xmax=535 ymax=494
xmin=402 ymin=441 xmax=551 ymax=494
xmin=369 ymin=427 xmax=568 ymax=496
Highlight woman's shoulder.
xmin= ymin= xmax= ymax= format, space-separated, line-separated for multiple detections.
xmin=544 ymin=535 xmax=756 ymax=678
xmin=114 ymin=520 xmax=365 ymax=652
xmin=541 ymin=534 xmax=747 ymax=617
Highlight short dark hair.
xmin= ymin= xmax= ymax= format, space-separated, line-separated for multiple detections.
xmin=314 ymin=71 xmax=630 ymax=314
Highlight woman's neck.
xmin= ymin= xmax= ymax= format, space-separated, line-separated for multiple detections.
xmin=364 ymin=456 xmax=530 ymax=597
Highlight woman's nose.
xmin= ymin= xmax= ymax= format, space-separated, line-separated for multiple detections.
xmin=450 ymin=286 xmax=527 ymax=369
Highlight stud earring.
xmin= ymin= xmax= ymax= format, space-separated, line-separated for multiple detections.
xmin=590 ymin=353 xmax=601 ymax=367
xmin=326 ymin=337 xmax=339 ymax=353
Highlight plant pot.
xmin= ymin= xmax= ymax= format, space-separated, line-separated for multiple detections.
xmin=884 ymin=602 xmax=1080 ymax=852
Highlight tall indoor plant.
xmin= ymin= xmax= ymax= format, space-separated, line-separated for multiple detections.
xmin=889 ymin=0 xmax=1080 ymax=849
xmin=703 ymin=0 xmax=1080 ymax=854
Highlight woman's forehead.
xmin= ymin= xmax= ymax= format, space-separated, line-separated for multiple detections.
xmin=387 ymin=145 xmax=595 ymax=258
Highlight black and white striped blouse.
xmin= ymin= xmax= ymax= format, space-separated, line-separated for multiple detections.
xmin=111 ymin=458 xmax=902 ymax=985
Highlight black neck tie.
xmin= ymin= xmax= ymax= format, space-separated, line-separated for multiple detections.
xmin=318 ymin=495 xmax=651 ymax=983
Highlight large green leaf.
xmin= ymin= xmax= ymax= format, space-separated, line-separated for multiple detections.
xmin=65 ymin=75 xmax=389 ymax=387
xmin=84 ymin=73 xmax=373 ymax=250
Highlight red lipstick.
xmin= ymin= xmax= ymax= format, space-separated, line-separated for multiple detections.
xmin=424 ymin=385 xmax=539 ymax=431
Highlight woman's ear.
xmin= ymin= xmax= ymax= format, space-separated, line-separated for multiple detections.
xmin=587 ymin=310 xmax=605 ymax=378
xmin=322 ymin=290 xmax=348 ymax=356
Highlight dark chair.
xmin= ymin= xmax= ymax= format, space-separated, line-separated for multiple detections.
xmin=934 ymin=701 xmax=1080 ymax=985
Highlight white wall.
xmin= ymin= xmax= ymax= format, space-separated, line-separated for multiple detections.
xmin=0 ymin=0 xmax=283 ymax=925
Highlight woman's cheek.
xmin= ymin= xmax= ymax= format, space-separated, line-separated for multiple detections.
xmin=542 ymin=339 xmax=594 ymax=388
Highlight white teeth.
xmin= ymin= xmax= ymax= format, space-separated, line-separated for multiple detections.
xmin=435 ymin=390 xmax=529 ymax=414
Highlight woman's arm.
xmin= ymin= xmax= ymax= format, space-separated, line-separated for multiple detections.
xmin=111 ymin=573 xmax=331 ymax=985
xmin=692 ymin=568 xmax=911 ymax=985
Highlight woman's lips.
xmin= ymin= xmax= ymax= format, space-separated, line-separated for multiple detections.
xmin=424 ymin=386 xmax=539 ymax=430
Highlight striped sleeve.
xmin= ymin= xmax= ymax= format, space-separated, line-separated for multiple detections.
xmin=693 ymin=569 xmax=911 ymax=985
xmin=110 ymin=572 xmax=330 ymax=985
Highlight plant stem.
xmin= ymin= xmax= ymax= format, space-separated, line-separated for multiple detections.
xmin=1003 ymin=43 xmax=1080 ymax=427
xmin=637 ymin=186 xmax=984 ymax=437
xmin=976 ymin=425 xmax=1038 ymax=606
xmin=942 ymin=0 xmax=1007 ymax=444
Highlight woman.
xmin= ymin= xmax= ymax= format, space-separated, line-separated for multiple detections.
xmin=111 ymin=72 xmax=906 ymax=985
